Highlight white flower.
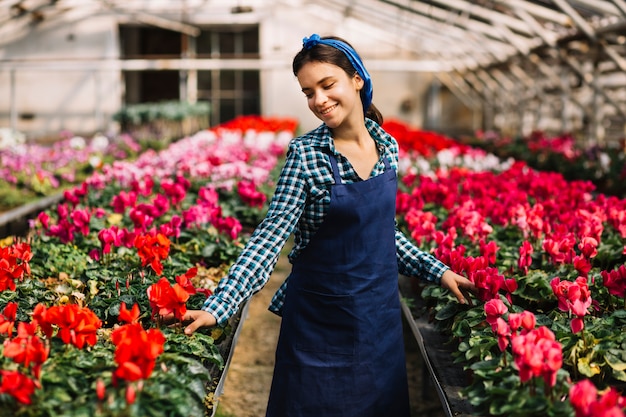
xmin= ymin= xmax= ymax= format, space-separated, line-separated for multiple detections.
xmin=91 ymin=134 xmax=109 ymax=152
xmin=0 ymin=128 xmax=26 ymax=150
xmin=70 ymin=136 xmax=86 ymax=149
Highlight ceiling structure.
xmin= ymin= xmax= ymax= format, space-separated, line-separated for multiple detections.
xmin=1 ymin=0 xmax=626 ymax=142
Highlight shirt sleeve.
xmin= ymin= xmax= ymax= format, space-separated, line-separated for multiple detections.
xmin=395 ymin=225 xmax=449 ymax=284
xmin=202 ymin=142 xmax=307 ymax=324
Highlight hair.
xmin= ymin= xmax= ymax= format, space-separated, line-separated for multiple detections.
xmin=292 ymin=36 xmax=383 ymax=125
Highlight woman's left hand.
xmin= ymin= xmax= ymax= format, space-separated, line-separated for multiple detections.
xmin=440 ymin=269 xmax=476 ymax=305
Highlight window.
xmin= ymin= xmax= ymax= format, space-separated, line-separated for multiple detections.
xmin=119 ymin=24 xmax=261 ymax=124
xmin=196 ymin=26 xmax=260 ymax=125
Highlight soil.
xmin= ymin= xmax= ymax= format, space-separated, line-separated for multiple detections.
xmin=214 ymin=251 xmax=447 ymax=417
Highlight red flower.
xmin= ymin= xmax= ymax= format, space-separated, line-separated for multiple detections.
xmin=517 ymin=240 xmax=533 ymax=275
xmin=147 ymin=277 xmax=189 ymax=320
xmin=134 ymin=232 xmax=171 ymax=276
xmin=570 ymin=379 xmax=626 ymax=417
xmin=0 ymin=242 xmax=33 ymax=292
xmin=511 ymin=326 xmax=562 ymax=387
xmin=45 ymin=304 xmax=102 ymax=348
xmin=578 ymin=236 xmax=598 ymax=259
xmin=3 ymin=322 xmax=49 ymax=378
xmin=118 ymin=302 xmax=141 ymax=324
xmin=111 ymin=321 xmax=165 ymax=383
xmin=0 ymin=302 xmax=17 ymax=335
xmin=484 ymin=298 xmax=508 ymax=327
xmin=175 ymin=267 xmax=198 ymax=296
xmin=601 ymin=265 xmax=626 ymax=299
xmin=551 ymin=276 xmax=592 ymax=333
xmin=0 ymin=370 xmax=37 ymax=404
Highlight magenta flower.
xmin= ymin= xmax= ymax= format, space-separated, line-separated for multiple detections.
xmin=551 ymin=276 xmax=592 ymax=333
xmin=484 ymin=298 xmax=508 ymax=327
xmin=518 ymin=240 xmax=533 ymax=275
xmin=601 ymin=265 xmax=626 ymax=299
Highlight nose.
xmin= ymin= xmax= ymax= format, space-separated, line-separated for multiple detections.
xmin=313 ymin=89 xmax=327 ymax=107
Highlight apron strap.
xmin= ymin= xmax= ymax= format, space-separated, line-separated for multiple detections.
xmin=327 ymin=152 xmax=343 ymax=185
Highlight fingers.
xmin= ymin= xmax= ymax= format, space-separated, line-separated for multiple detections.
xmin=184 ymin=321 xmax=202 ymax=335
xmin=183 ymin=310 xmax=218 ymax=335
xmin=441 ymin=270 xmax=476 ymax=305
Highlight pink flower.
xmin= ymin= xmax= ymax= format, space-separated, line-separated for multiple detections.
xmin=518 ymin=240 xmax=534 ymax=275
xmin=570 ymin=379 xmax=626 ymax=417
xmin=601 ymin=265 xmax=626 ymax=299
xmin=511 ymin=326 xmax=562 ymax=387
xmin=578 ymin=236 xmax=598 ymax=259
xmin=484 ymin=298 xmax=508 ymax=326
xmin=551 ymin=276 xmax=592 ymax=333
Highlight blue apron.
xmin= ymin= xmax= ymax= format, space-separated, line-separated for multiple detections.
xmin=266 ymin=151 xmax=410 ymax=417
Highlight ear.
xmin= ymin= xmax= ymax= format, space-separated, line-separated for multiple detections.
xmin=353 ymin=73 xmax=365 ymax=91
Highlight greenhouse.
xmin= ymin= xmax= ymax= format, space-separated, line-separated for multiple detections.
xmin=1 ymin=1 xmax=625 ymax=416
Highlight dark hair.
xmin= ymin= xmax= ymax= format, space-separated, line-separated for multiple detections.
xmin=292 ymin=36 xmax=383 ymax=125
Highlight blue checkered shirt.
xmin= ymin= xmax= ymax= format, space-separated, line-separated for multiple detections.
xmin=202 ymin=119 xmax=450 ymax=324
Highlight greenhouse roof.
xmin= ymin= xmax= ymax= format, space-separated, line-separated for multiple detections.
xmin=2 ymin=0 xmax=626 ymax=141
xmin=1 ymin=0 xmax=624 ymax=71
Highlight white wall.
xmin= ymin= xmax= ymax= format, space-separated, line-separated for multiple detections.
xmin=0 ymin=15 xmax=121 ymax=138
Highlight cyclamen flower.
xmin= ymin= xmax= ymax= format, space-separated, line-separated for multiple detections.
xmin=479 ymin=240 xmax=499 ymax=265
xmin=111 ymin=322 xmax=165 ymax=383
xmin=551 ymin=276 xmax=592 ymax=333
xmin=0 ymin=301 xmax=18 ymax=336
xmin=98 ymin=227 xmax=122 ymax=254
xmin=484 ymin=298 xmax=508 ymax=327
xmin=161 ymin=179 xmax=188 ymax=206
xmin=237 ymin=180 xmax=266 ymax=208
xmin=508 ymin=311 xmax=536 ymax=335
xmin=578 ymin=236 xmax=599 ymax=259
xmin=404 ymin=208 xmax=438 ymax=245
xmin=518 ymin=240 xmax=533 ymax=275
xmin=147 ymin=277 xmax=189 ymax=320
xmin=44 ymin=304 xmax=102 ymax=349
xmin=573 ymin=255 xmax=592 ymax=277
xmin=0 ymin=370 xmax=37 ymax=405
xmin=0 ymin=242 xmax=33 ymax=292
xmin=601 ymin=265 xmax=626 ymax=299
xmin=569 ymin=379 xmax=626 ymax=417
xmin=511 ymin=326 xmax=562 ymax=387
xmin=111 ymin=190 xmax=137 ymax=213
xmin=3 ymin=322 xmax=49 ymax=376
xmin=134 ymin=232 xmax=170 ymax=276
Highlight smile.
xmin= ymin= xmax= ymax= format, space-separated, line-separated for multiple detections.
xmin=320 ymin=105 xmax=336 ymax=115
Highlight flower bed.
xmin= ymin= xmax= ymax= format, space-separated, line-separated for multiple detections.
xmin=461 ymin=130 xmax=626 ymax=198
xmin=390 ymin=120 xmax=626 ymax=416
xmin=0 ymin=115 xmax=297 ymax=416
xmin=0 ymin=132 xmax=142 ymax=212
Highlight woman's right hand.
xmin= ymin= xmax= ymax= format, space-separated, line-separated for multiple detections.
xmin=180 ymin=310 xmax=218 ymax=335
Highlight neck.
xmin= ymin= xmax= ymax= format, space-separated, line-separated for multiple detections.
xmin=332 ymin=121 xmax=370 ymax=145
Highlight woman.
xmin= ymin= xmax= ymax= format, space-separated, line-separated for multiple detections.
xmin=181 ymin=34 xmax=476 ymax=416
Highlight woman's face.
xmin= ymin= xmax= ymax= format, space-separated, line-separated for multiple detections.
xmin=296 ymin=61 xmax=364 ymax=129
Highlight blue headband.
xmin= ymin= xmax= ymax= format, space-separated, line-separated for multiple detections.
xmin=302 ymin=34 xmax=373 ymax=112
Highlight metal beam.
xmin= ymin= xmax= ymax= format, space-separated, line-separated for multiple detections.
xmin=421 ymin=0 xmax=535 ymax=36
xmin=107 ymin=7 xmax=202 ymax=37
xmin=552 ymin=0 xmax=598 ymax=41
xmin=610 ymin=0 xmax=626 ymax=16
xmin=491 ymin=0 xmax=572 ymax=26
xmin=559 ymin=48 xmax=626 ymax=117
xmin=511 ymin=6 xmax=558 ymax=47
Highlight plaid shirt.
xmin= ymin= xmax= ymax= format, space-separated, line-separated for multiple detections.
xmin=202 ymin=118 xmax=450 ymax=324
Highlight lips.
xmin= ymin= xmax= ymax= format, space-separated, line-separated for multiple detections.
xmin=320 ymin=104 xmax=336 ymax=115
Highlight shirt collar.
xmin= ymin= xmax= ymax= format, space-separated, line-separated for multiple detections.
xmin=308 ymin=118 xmax=393 ymax=154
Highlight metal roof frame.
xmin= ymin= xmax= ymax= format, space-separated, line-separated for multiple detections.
xmin=2 ymin=0 xmax=626 ymax=142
